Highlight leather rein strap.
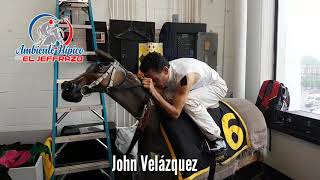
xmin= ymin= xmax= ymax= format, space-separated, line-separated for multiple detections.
xmin=125 ymin=99 xmax=154 ymax=155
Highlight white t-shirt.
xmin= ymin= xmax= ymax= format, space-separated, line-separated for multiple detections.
xmin=164 ymin=58 xmax=227 ymax=100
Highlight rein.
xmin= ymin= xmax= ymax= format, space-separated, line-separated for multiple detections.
xmin=125 ymin=98 xmax=154 ymax=155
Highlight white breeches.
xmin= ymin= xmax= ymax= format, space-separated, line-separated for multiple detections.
xmin=183 ymin=83 xmax=228 ymax=141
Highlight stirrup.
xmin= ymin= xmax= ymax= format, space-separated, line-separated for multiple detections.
xmin=205 ymin=139 xmax=227 ymax=152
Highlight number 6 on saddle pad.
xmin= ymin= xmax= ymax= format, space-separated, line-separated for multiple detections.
xmin=208 ymin=101 xmax=251 ymax=165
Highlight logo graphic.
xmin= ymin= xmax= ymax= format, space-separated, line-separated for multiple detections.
xmin=16 ymin=13 xmax=84 ymax=63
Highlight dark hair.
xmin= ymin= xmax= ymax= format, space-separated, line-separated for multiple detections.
xmin=140 ymin=52 xmax=170 ymax=73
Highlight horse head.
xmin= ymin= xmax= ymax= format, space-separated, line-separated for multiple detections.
xmin=61 ymin=49 xmax=149 ymax=118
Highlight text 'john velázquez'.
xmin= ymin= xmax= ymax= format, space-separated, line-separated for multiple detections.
xmin=112 ymin=155 xmax=198 ymax=175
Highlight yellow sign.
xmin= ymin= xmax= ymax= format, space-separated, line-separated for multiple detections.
xmin=138 ymin=42 xmax=163 ymax=67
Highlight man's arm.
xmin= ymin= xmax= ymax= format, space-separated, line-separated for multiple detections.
xmin=143 ymin=73 xmax=199 ymax=119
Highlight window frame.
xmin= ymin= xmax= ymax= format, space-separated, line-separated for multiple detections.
xmin=272 ymin=0 xmax=320 ymax=146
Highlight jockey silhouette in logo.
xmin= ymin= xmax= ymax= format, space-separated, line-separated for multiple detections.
xmin=35 ymin=18 xmax=64 ymax=46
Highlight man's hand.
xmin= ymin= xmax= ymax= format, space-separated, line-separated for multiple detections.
xmin=142 ymin=78 xmax=156 ymax=95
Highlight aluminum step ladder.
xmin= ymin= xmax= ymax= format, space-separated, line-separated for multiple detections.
xmin=52 ymin=0 xmax=113 ymax=179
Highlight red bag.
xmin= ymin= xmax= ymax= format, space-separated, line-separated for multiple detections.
xmin=0 ymin=150 xmax=32 ymax=168
xmin=256 ymin=80 xmax=290 ymax=113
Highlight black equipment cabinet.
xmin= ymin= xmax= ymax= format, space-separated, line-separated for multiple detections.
xmin=109 ymin=19 xmax=155 ymax=74
xmin=159 ymin=22 xmax=207 ymax=61
xmin=86 ymin=21 xmax=108 ymax=61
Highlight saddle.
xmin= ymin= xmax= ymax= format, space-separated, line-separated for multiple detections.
xmin=125 ymin=100 xmax=250 ymax=180
xmin=160 ymin=100 xmax=250 ymax=179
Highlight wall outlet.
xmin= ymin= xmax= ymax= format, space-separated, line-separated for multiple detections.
xmin=172 ymin=14 xmax=179 ymax=22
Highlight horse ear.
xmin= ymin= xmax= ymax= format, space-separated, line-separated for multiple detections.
xmin=95 ymin=49 xmax=116 ymax=63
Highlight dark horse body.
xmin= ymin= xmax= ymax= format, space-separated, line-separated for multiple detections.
xmin=61 ymin=50 xmax=267 ymax=180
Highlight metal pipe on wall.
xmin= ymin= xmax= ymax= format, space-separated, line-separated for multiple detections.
xmin=131 ymin=0 xmax=134 ymax=20
xmin=188 ymin=0 xmax=192 ymax=23
xmin=145 ymin=0 xmax=148 ymax=21
xmin=123 ymin=0 xmax=125 ymax=20
xmin=186 ymin=0 xmax=190 ymax=23
xmin=191 ymin=0 xmax=193 ymax=22
xmin=112 ymin=0 xmax=114 ymax=19
xmin=188 ymin=0 xmax=190 ymax=22
xmin=191 ymin=0 xmax=194 ymax=23
xmin=192 ymin=0 xmax=195 ymax=22
xmin=127 ymin=0 xmax=130 ymax=20
xmin=182 ymin=0 xmax=184 ymax=22
xmin=187 ymin=0 xmax=190 ymax=23
xmin=233 ymin=0 xmax=247 ymax=98
xmin=124 ymin=0 xmax=127 ymax=19
xmin=190 ymin=0 xmax=193 ymax=22
xmin=108 ymin=0 xmax=112 ymax=19
xmin=116 ymin=0 xmax=119 ymax=19
xmin=221 ymin=0 xmax=227 ymax=78
xmin=198 ymin=0 xmax=201 ymax=23
xmin=172 ymin=0 xmax=175 ymax=20
xmin=195 ymin=0 xmax=197 ymax=22
xmin=179 ymin=0 xmax=186 ymax=22
xmin=194 ymin=0 xmax=197 ymax=22
xmin=169 ymin=0 xmax=173 ymax=22
xmin=123 ymin=0 xmax=126 ymax=19
xmin=177 ymin=0 xmax=180 ymax=22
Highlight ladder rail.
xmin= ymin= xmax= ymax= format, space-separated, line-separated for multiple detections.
xmin=52 ymin=61 xmax=59 ymax=168
xmin=88 ymin=0 xmax=114 ymax=178
xmin=51 ymin=1 xmax=61 ymax=178
xmin=52 ymin=0 xmax=114 ymax=179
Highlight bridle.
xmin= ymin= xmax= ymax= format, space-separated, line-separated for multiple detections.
xmin=80 ymin=61 xmax=120 ymax=96
xmin=80 ymin=61 xmax=144 ymax=96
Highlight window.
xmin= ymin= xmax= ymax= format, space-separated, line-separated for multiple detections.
xmin=276 ymin=0 xmax=320 ymax=114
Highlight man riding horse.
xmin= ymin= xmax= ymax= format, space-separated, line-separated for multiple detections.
xmin=60 ymin=49 xmax=268 ymax=180
xmin=140 ymin=52 xmax=227 ymax=153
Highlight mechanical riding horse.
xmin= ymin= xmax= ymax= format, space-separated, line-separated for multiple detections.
xmin=61 ymin=50 xmax=268 ymax=180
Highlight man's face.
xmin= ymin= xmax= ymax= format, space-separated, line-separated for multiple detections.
xmin=144 ymin=67 xmax=169 ymax=89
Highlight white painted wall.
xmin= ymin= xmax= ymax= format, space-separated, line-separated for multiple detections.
xmin=265 ymin=130 xmax=320 ymax=180
xmin=201 ymin=0 xmax=235 ymax=92
xmin=1 ymin=0 xmax=56 ymax=132
xmin=0 ymin=0 xmax=235 ymax=132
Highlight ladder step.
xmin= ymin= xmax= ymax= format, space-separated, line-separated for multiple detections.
xmin=59 ymin=0 xmax=88 ymax=5
xmin=57 ymin=79 xmax=73 ymax=84
xmin=83 ymin=51 xmax=95 ymax=56
xmin=57 ymin=105 xmax=103 ymax=113
xmin=56 ymin=132 xmax=106 ymax=143
xmin=60 ymin=2 xmax=88 ymax=8
xmin=55 ymin=160 xmax=110 ymax=175
xmin=59 ymin=24 xmax=92 ymax=29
